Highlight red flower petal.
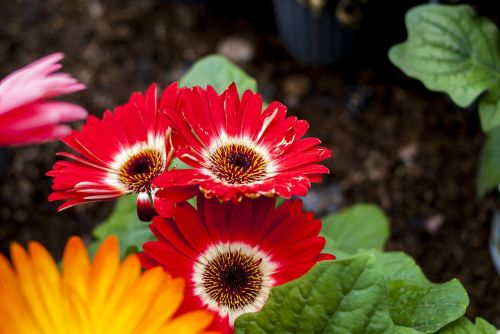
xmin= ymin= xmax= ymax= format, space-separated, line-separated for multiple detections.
xmin=154 ymin=185 xmax=198 ymax=203
xmin=153 ymin=195 xmax=175 ymax=218
xmin=160 ymin=83 xmax=331 ymax=202
xmin=136 ymin=192 xmax=157 ymax=222
xmin=150 ymin=216 xmax=198 ymax=259
xmin=140 ymin=196 xmax=334 ymax=329
xmin=48 ymin=83 xmax=181 ymax=220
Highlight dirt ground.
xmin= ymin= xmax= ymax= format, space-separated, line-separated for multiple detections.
xmin=0 ymin=0 xmax=498 ymax=326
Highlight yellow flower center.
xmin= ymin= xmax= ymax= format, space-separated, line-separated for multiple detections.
xmin=209 ymin=144 xmax=267 ymax=184
xmin=202 ymin=250 xmax=264 ymax=310
xmin=118 ymin=148 xmax=164 ymax=192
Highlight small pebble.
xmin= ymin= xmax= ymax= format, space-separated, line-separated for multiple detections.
xmin=346 ymin=84 xmax=371 ymax=116
xmin=283 ymin=74 xmax=311 ymax=106
xmin=398 ymin=142 xmax=419 ymax=167
xmin=217 ymin=37 xmax=255 ymax=63
xmin=425 ymin=213 xmax=445 ymax=234
xmin=301 ymin=183 xmax=344 ymax=214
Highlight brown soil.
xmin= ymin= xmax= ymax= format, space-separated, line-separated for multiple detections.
xmin=0 ymin=0 xmax=498 ymax=326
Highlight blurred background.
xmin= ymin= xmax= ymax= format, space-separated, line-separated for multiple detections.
xmin=0 ymin=0 xmax=499 ymax=325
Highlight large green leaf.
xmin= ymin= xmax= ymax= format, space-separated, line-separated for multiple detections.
xmin=376 ymin=252 xmax=469 ymax=333
xmin=90 ymin=195 xmax=154 ymax=258
xmin=321 ymin=204 xmax=390 ymax=256
xmin=395 ymin=327 xmax=424 ymax=334
xmin=235 ymin=254 xmax=395 ymax=334
xmin=179 ymin=54 xmax=257 ymax=93
xmin=389 ymin=4 xmax=500 ymax=132
xmin=387 ymin=279 xmax=468 ymax=333
xmin=321 ymin=206 xmax=466 ymax=332
xmin=375 ymin=252 xmax=427 ymax=285
xmin=476 ymin=125 xmax=500 ymax=196
xmin=437 ymin=317 xmax=497 ymax=334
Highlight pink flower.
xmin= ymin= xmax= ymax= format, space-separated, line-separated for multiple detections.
xmin=0 ymin=53 xmax=87 ymax=147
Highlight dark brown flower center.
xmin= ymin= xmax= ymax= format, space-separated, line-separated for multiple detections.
xmin=203 ymin=250 xmax=263 ymax=309
xmin=227 ymin=152 xmax=252 ymax=170
xmin=118 ymin=148 xmax=164 ymax=192
xmin=209 ymin=144 xmax=267 ymax=184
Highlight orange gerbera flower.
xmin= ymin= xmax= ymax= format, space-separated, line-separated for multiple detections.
xmin=0 ymin=236 xmax=215 ymax=334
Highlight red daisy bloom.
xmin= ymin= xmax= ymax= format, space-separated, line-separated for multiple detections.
xmin=0 ymin=53 xmax=86 ymax=147
xmin=47 ymin=83 xmax=181 ymax=221
xmin=139 ymin=195 xmax=334 ymax=332
xmin=153 ymin=83 xmax=331 ymax=202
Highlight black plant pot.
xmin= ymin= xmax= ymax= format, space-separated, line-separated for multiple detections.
xmin=272 ymin=0 xmax=355 ymax=66
xmin=171 ymin=0 xmax=209 ymax=4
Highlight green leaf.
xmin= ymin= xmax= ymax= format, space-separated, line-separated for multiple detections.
xmin=389 ymin=4 xmax=500 ymax=132
xmin=275 ymin=196 xmax=286 ymax=207
xmin=170 ymin=157 xmax=191 ymax=170
xmin=235 ymin=254 xmax=395 ymax=334
xmin=376 ymin=252 xmax=469 ymax=333
xmin=476 ymin=125 xmax=500 ymax=197
xmin=375 ymin=252 xmax=428 ymax=285
xmin=319 ymin=205 xmax=467 ymax=333
xmin=479 ymin=92 xmax=500 ymax=132
xmin=321 ymin=204 xmax=390 ymax=256
xmin=91 ymin=195 xmax=154 ymax=258
xmin=124 ymin=245 xmax=139 ymax=257
xmin=437 ymin=317 xmax=497 ymax=334
xmin=387 ymin=279 xmax=468 ymax=332
xmin=179 ymin=55 xmax=257 ymax=93
xmin=395 ymin=327 xmax=424 ymax=334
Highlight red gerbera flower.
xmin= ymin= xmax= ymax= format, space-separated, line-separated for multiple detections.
xmin=47 ymin=83 xmax=181 ymax=221
xmin=0 ymin=53 xmax=86 ymax=147
xmin=153 ymin=83 xmax=331 ymax=202
xmin=139 ymin=195 xmax=334 ymax=332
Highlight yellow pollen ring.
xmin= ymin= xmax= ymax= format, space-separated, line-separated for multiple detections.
xmin=209 ymin=144 xmax=267 ymax=185
xmin=202 ymin=250 xmax=263 ymax=310
xmin=118 ymin=148 xmax=164 ymax=192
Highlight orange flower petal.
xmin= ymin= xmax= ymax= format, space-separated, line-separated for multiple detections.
xmin=29 ymin=242 xmax=67 ymax=333
xmin=11 ymin=242 xmax=57 ymax=334
xmin=0 ymin=236 xmax=216 ymax=334
xmin=62 ymin=236 xmax=90 ymax=301
xmin=65 ymin=285 xmax=93 ymax=334
xmin=160 ymin=310 xmax=215 ymax=334
xmin=88 ymin=236 xmax=120 ymax=318
xmin=93 ymin=254 xmax=141 ymax=332
xmin=109 ymin=266 xmax=166 ymax=334
xmin=132 ymin=273 xmax=185 ymax=334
